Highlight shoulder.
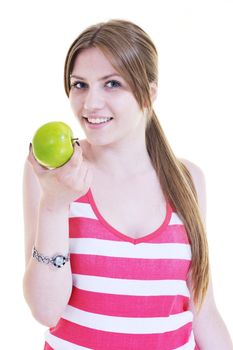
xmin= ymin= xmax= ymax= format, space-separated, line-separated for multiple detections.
xmin=179 ymin=158 xmax=206 ymax=190
xmin=179 ymin=158 xmax=207 ymax=225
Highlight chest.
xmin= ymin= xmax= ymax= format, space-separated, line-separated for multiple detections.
xmin=91 ymin=174 xmax=167 ymax=239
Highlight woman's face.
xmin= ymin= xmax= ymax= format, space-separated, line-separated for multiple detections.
xmin=69 ymin=47 xmax=146 ymax=146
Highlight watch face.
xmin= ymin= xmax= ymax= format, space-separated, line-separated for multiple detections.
xmin=53 ymin=255 xmax=66 ymax=268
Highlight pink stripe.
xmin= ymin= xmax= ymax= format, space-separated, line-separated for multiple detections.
xmin=50 ymin=319 xmax=194 ymax=350
xmin=43 ymin=342 xmax=53 ymax=350
xmin=159 ymin=225 xmax=190 ymax=244
xmin=70 ymin=254 xmax=191 ymax=280
xmin=73 ymin=192 xmax=90 ymax=204
xmin=69 ymin=217 xmax=189 ymax=243
xmin=69 ymin=287 xmax=190 ymax=317
xmin=69 ymin=217 xmax=121 ymax=240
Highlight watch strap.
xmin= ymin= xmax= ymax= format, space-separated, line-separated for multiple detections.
xmin=32 ymin=246 xmax=70 ymax=268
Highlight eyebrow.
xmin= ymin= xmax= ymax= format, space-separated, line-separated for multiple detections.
xmin=69 ymin=73 xmax=122 ymax=81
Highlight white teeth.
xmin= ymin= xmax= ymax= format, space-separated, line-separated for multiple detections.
xmin=87 ymin=117 xmax=112 ymax=124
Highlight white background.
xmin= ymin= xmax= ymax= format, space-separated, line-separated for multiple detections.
xmin=0 ymin=0 xmax=232 ymax=348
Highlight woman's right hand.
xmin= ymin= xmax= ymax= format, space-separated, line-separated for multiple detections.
xmin=27 ymin=142 xmax=93 ymax=208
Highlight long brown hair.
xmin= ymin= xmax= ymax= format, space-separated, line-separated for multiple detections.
xmin=64 ymin=19 xmax=209 ymax=309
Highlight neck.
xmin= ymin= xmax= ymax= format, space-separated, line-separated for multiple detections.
xmin=87 ymin=132 xmax=155 ymax=181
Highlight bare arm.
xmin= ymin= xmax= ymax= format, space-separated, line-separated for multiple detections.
xmin=181 ymin=158 xmax=233 ymax=349
xmin=189 ymin=273 xmax=233 ymax=349
xmin=23 ymin=144 xmax=93 ymax=327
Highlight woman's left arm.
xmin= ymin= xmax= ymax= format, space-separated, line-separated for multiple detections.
xmin=180 ymin=158 xmax=233 ymax=350
xmin=189 ymin=273 xmax=233 ymax=349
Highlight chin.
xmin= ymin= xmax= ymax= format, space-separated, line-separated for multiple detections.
xmin=85 ymin=137 xmax=110 ymax=147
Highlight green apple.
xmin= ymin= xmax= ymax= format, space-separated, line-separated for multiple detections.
xmin=32 ymin=121 xmax=75 ymax=168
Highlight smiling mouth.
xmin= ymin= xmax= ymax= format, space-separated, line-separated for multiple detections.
xmin=83 ymin=117 xmax=114 ymax=124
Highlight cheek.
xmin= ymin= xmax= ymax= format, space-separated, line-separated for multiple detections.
xmin=115 ymin=91 xmax=140 ymax=110
xmin=110 ymin=95 xmax=133 ymax=112
xmin=69 ymin=94 xmax=82 ymax=113
xmin=117 ymin=97 xmax=141 ymax=116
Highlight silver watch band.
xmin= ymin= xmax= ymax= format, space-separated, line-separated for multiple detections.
xmin=32 ymin=246 xmax=70 ymax=268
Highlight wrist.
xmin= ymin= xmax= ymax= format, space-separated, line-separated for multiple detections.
xmin=32 ymin=246 xmax=70 ymax=269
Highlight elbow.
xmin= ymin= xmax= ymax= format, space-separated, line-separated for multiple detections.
xmin=31 ymin=307 xmax=60 ymax=328
xmin=23 ymin=291 xmax=59 ymax=327
xmin=23 ymin=287 xmax=61 ymax=327
xmin=22 ymin=274 xmax=63 ymax=327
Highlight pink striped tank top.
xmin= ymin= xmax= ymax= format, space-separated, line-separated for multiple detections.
xmin=44 ymin=187 xmax=200 ymax=350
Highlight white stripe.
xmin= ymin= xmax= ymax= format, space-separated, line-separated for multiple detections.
xmin=69 ymin=238 xmax=192 ymax=260
xmin=69 ymin=202 xmax=185 ymax=227
xmin=169 ymin=212 xmax=184 ymax=225
xmin=174 ymin=331 xmax=195 ymax=349
xmin=69 ymin=201 xmax=185 ymax=227
xmin=61 ymin=305 xmax=193 ymax=334
xmin=72 ymin=274 xmax=190 ymax=297
xmin=45 ymin=330 xmax=91 ymax=350
xmin=69 ymin=202 xmax=97 ymax=219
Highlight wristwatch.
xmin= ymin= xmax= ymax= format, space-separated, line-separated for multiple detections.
xmin=32 ymin=246 xmax=70 ymax=268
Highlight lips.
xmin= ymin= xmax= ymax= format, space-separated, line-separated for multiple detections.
xmin=82 ymin=116 xmax=114 ymax=120
xmin=83 ymin=116 xmax=113 ymax=129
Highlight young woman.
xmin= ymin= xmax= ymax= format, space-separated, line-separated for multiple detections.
xmin=23 ymin=19 xmax=233 ymax=349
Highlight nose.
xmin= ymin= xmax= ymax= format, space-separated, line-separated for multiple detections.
xmin=83 ymin=87 xmax=105 ymax=112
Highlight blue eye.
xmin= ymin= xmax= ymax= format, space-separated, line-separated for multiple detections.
xmin=71 ymin=81 xmax=87 ymax=89
xmin=106 ymin=80 xmax=121 ymax=88
xmin=70 ymin=79 xmax=121 ymax=90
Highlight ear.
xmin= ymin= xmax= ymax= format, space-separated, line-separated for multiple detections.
xmin=150 ymin=82 xmax=158 ymax=103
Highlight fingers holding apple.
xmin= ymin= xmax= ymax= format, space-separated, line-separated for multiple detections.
xmin=28 ymin=121 xmax=92 ymax=205
xmin=56 ymin=146 xmax=93 ymax=199
xmin=67 ymin=141 xmax=83 ymax=168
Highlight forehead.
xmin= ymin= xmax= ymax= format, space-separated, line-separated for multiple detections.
xmin=71 ymin=47 xmax=118 ymax=76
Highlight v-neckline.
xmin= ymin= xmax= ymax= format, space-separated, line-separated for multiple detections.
xmin=86 ymin=187 xmax=173 ymax=245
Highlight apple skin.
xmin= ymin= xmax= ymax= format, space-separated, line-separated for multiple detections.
xmin=32 ymin=121 xmax=74 ymax=168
